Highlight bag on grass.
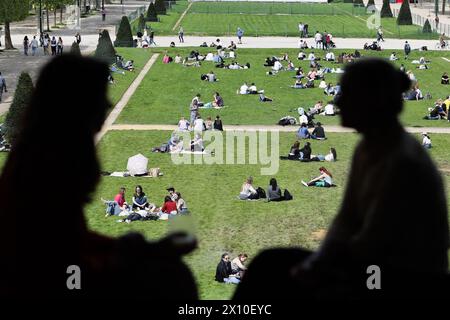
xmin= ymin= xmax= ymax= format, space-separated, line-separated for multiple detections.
xmin=150 ymin=167 xmax=160 ymax=177
xmin=284 ymin=189 xmax=293 ymax=201
xmin=256 ymin=187 xmax=266 ymax=199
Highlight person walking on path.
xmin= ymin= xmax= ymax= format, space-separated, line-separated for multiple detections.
xmin=23 ymin=36 xmax=29 ymax=56
xmin=178 ymin=26 xmax=184 ymax=43
xmin=404 ymin=41 xmax=411 ymax=59
xmin=30 ymin=36 xmax=39 ymax=56
xmin=75 ymin=32 xmax=81 ymax=45
xmin=237 ymin=27 xmax=244 ymax=44
xmin=0 ymin=72 xmax=7 ymax=103
xmin=149 ymin=30 xmax=156 ymax=46
xmin=50 ymin=36 xmax=57 ymax=56
xmin=57 ymin=37 xmax=63 ymax=55
xmin=101 ymin=8 xmax=106 ymax=21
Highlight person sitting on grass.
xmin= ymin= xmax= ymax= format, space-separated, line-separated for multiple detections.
xmin=102 ymin=187 xmax=129 ymax=217
xmin=389 ymin=52 xmax=399 ymax=61
xmin=311 ymin=147 xmax=337 ymax=162
xmin=239 ymin=176 xmax=259 ymax=200
xmin=267 ymin=178 xmax=284 ymax=202
xmin=294 ymin=67 xmax=304 ymax=79
xmin=174 ymin=54 xmax=182 ymax=64
xmin=287 ymin=60 xmax=295 ymax=71
xmin=324 ymin=83 xmax=335 ymax=96
xmin=321 ymin=101 xmax=336 ymax=116
xmin=286 ymin=141 xmax=301 ymax=159
xmin=325 ymin=51 xmax=335 ymax=61
xmin=231 ymin=254 xmax=248 ymax=279
xmin=213 ymin=92 xmax=224 ymax=108
xmin=424 ymin=100 xmax=447 ymax=120
xmin=272 ymin=60 xmax=283 ymax=72
xmin=297 ymin=51 xmax=306 ymax=60
xmin=158 ymin=195 xmax=178 ymax=219
xmin=214 ymin=115 xmax=223 ymax=131
xmin=291 ymin=79 xmax=305 ymax=89
xmin=299 ymin=142 xmax=312 ymax=160
xmin=174 ymin=192 xmax=189 ymax=214
xmin=307 ymin=69 xmax=317 ymax=81
xmin=296 ymin=123 xmax=310 ymax=139
xmin=311 ymin=122 xmax=326 ymax=140
xmin=190 ymin=133 xmax=204 ymax=152
xmin=162 ymin=53 xmax=172 ymax=64
xmin=248 ymin=83 xmax=259 ymax=94
xmin=205 ymin=71 xmax=218 ymax=82
xmin=123 ymin=59 xmax=134 ymax=71
xmin=215 ymin=253 xmax=240 ymax=284
xmin=309 ymin=100 xmax=324 ymax=115
xmin=238 ymin=82 xmax=249 ymax=94
xmin=264 ymin=56 xmax=276 ymax=67
xmin=178 ymin=116 xmax=190 ymax=131
xmin=405 ymin=85 xmax=424 ymax=100
xmin=259 ymin=91 xmax=273 ymax=102
xmin=422 ymin=132 xmax=432 ymax=149
xmin=205 ymin=116 xmax=213 ymax=130
xmin=301 ymin=166 xmax=334 ymax=187
xmin=441 ymin=72 xmax=449 ymax=85
xmin=132 ymin=185 xmax=151 ymax=211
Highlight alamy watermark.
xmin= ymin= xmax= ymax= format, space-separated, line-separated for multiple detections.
xmin=170 ymin=130 xmax=280 ymax=176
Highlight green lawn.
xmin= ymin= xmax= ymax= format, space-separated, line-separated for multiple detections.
xmin=132 ymin=1 xmax=438 ymax=39
xmin=117 ymin=48 xmax=450 ymax=128
xmin=84 ymin=129 xmax=450 ymax=299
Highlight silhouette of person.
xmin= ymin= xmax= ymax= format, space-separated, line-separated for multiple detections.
xmin=234 ymin=58 xmax=449 ymax=300
xmin=0 ymin=55 xmax=198 ymax=299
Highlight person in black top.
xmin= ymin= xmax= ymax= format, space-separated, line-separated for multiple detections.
xmin=215 ymin=253 xmax=240 ymax=284
xmin=441 ymin=72 xmax=449 ymax=85
xmin=213 ymin=115 xmax=223 ymax=131
xmin=311 ymin=122 xmax=326 ymax=140
xmin=299 ymin=142 xmax=311 ymax=160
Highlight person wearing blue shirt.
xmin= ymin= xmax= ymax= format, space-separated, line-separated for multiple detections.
xmin=296 ymin=123 xmax=310 ymax=139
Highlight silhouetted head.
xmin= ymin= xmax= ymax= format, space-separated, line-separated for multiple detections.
xmin=269 ymin=178 xmax=277 ymax=191
xmin=335 ymin=58 xmax=410 ymax=132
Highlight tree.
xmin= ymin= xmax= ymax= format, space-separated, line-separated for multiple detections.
xmin=146 ymin=2 xmax=158 ymax=22
xmin=353 ymin=0 xmax=364 ymax=7
xmin=154 ymin=0 xmax=166 ymax=15
xmin=397 ymin=0 xmax=413 ymax=25
xmin=4 ymin=72 xmax=34 ymax=145
xmin=422 ymin=19 xmax=432 ymax=33
xmin=70 ymin=41 xmax=82 ymax=55
xmin=0 ymin=0 xmax=29 ymax=50
xmin=137 ymin=13 xmax=146 ymax=33
xmin=442 ymin=0 xmax=447 ymax=15
xmin=380 ymin=0 xmax=393 ymax=18
xmin=114 ymin=16 xmax=133 ymax=47
xmin=94 ymin=29 xmax=116 ymax=64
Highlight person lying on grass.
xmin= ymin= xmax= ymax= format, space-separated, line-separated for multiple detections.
xmin=215 ymin=253 xmax=241 ymax=284
xmin=259 ymin=91 xmax=273 ymax=102
xmin=301 ymin=167 xmax=334 ymax=187
xmin=310 ymin=147 xmax=337 ymax=162
xmin=201 ymin=92 xmax=224 ymax=109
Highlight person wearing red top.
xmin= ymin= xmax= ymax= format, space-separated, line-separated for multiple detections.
xmin=161 ymin=196 xmax=177 ymax=213
xmin=114 ymin=187 xmax=127 ymax=209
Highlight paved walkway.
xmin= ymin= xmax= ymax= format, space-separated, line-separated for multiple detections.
xmin=108 ymin=124 xmax=450 ymax=134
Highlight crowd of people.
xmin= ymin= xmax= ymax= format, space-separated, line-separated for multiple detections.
xmin=22 ymin=32 xmax=81 ymax=56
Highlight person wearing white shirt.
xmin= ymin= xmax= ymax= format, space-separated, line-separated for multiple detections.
xmin=325 ymin=51 xmax=335 ymax=61
xmin=248 ymin=83 xmax=258 ymax=94
xmin=205 ymin=52 xmax=214 ymax=61
xmin=190 ymin=133 xmax=204 ymax=152
xmin=323 ymin=103 xmax=335 ymax=116
xmin=314 ymin=32 xmax=322 ymax=49
xmin=178 ymin=117 xmax=189 ymax=131
xmin=319 ymin=80 xmax=327 ymax=89
xmin=308 ymin=52 xmax=316 ymax=61
xmin=239 ymin=177 xmax=258 ymax=200
xmin=174 ymin=54 xmax=182 ymax=63
xmin=389 ymin=52 xmax=398 ymax=61
xmin=272 ymin=60 xmax=283 ymax=71
xmin=193 ymin=116 xmax=205 ymax=132
xmin=299 ymin=114 xmax=308 ymax=125
xmin=422 ymin=132 xmax=432 ymax=149
xmin=238 ymin=82 xmax=249 ymax=94
xmin=298 ymin=51 xmax=306 ymax=60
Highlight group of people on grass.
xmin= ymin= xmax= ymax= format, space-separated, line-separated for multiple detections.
xmin=282 ymin=140 xmax=337 ymax=163
xmin=238 ymin=177 xmax=293 ymax=201
xmin=215 ymin=253 xmax=248 ymax=284
xmin=103 ymin=186 xmax=188 ymax=223
xmin=423 ymin=96 xmax=450 ymax=121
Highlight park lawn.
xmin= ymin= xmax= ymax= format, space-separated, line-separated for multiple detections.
xmin=108 ymin=48 xmax=154 ymax=106
xmin=116 ymin=48 xmax=450 ymax=128
xmin=85 ymin=130 xmax=450 ymax=299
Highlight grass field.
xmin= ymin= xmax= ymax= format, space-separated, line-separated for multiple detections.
xmin=117 ymin=48 xmax=450 ymax=128
xmin=84 ymin=129 xmax=450 ymax=299
xmin=133 ymin=1 xmax=439 ymax=39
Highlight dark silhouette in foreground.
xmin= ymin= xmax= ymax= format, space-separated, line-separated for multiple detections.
xmin=0 ymin=55 xmax=198 ymax=299
xmin=234 ymin=58 xmax=449 ymax=300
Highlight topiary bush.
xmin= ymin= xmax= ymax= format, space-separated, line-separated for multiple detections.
xmin=146 ymin=2 xmax=158 ymax=22
xmin=422 ymin=19 xmax=432 ymax=33
xmin=70 ymin=41 xmax=82 ymax=56
xmin=397 ymin=0 xmax=413 ymax=25
xmin=4 ymin=72 xmax=34 ymax=145
xmin=154 ymin=0 xmax=166 ymax=15
xmin=114 ymin=16 xmax=134 ymax=47
xmin=94 ymin=29 xmax=116 ymax=64
xmin=137 ymin=13 xmax=146 ymax=33
xmin=380 ymin=0 xmax=393 ymax=18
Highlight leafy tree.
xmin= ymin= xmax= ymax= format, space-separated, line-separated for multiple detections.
xmin=94 ymin=29 xmax=116 ymax=64
xmin=114 ymin=16 xmax=134 ymax=47
xmin=397 ymin=0 xmax=413 ymax=25
xmin=0 ymin=0 xmax=29 ymax=49
xmin=4 ymin=72 xmax=34 ymax=145
xmin=380 ymin=0 xmax=393 ymax=18
xmin=146 ymin=2 xmax=158 ymax=22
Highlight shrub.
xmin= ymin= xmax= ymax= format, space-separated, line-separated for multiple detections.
xmin=154 ymin=0 xmax=166 ymax=15
xmin=70 ymin=41 xmax=81 ymax=56
xmin=94 ymin=29 xmax=116 ymax=64
xmin=380 ymin=0 xmax=393 ymax=18
xmin=422 ymin=19 xmax=432 ymax=33
xmin=4 ymin=72 xmax=34 ymax=145
xmin=114 ymin=16 xmax=134 ymax=47
xmin=146 ymin=2 xmax=158 ymax=22
xmin=137 ymin=13 xmax=146 ymax=33
xmin=397 ymin=0 xmax=413 ymax=25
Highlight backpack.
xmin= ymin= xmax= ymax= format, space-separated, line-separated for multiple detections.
xmin=284 ymin=189 xmax=293 ymax=201
xmin=256 ymin=187 xmax=266 ymax=199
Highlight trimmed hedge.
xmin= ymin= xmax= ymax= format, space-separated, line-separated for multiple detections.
xmin=94 ymin=30 xmax=116 ymax=64
xmin=423 ymin=19 xmax=432 ymax=33
xmin=4 ymin=72 xmax=34 ymax=145
xmin=114 ymin=16 xmax=134 ymax=47
xmin=397 ymin=0 xmax=413 ymax=25
xmin=137 ymin=13 xmax=146 ymax=33
xmin=380 ymin=0 xmax=394 ymax=18
xmin=154 ymin=0 xmax=166 ymax=15
xmin=146 ymin=2 xmax=158 ymax=22
xmin=70 ymin=41 xmax=82 ymax=56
